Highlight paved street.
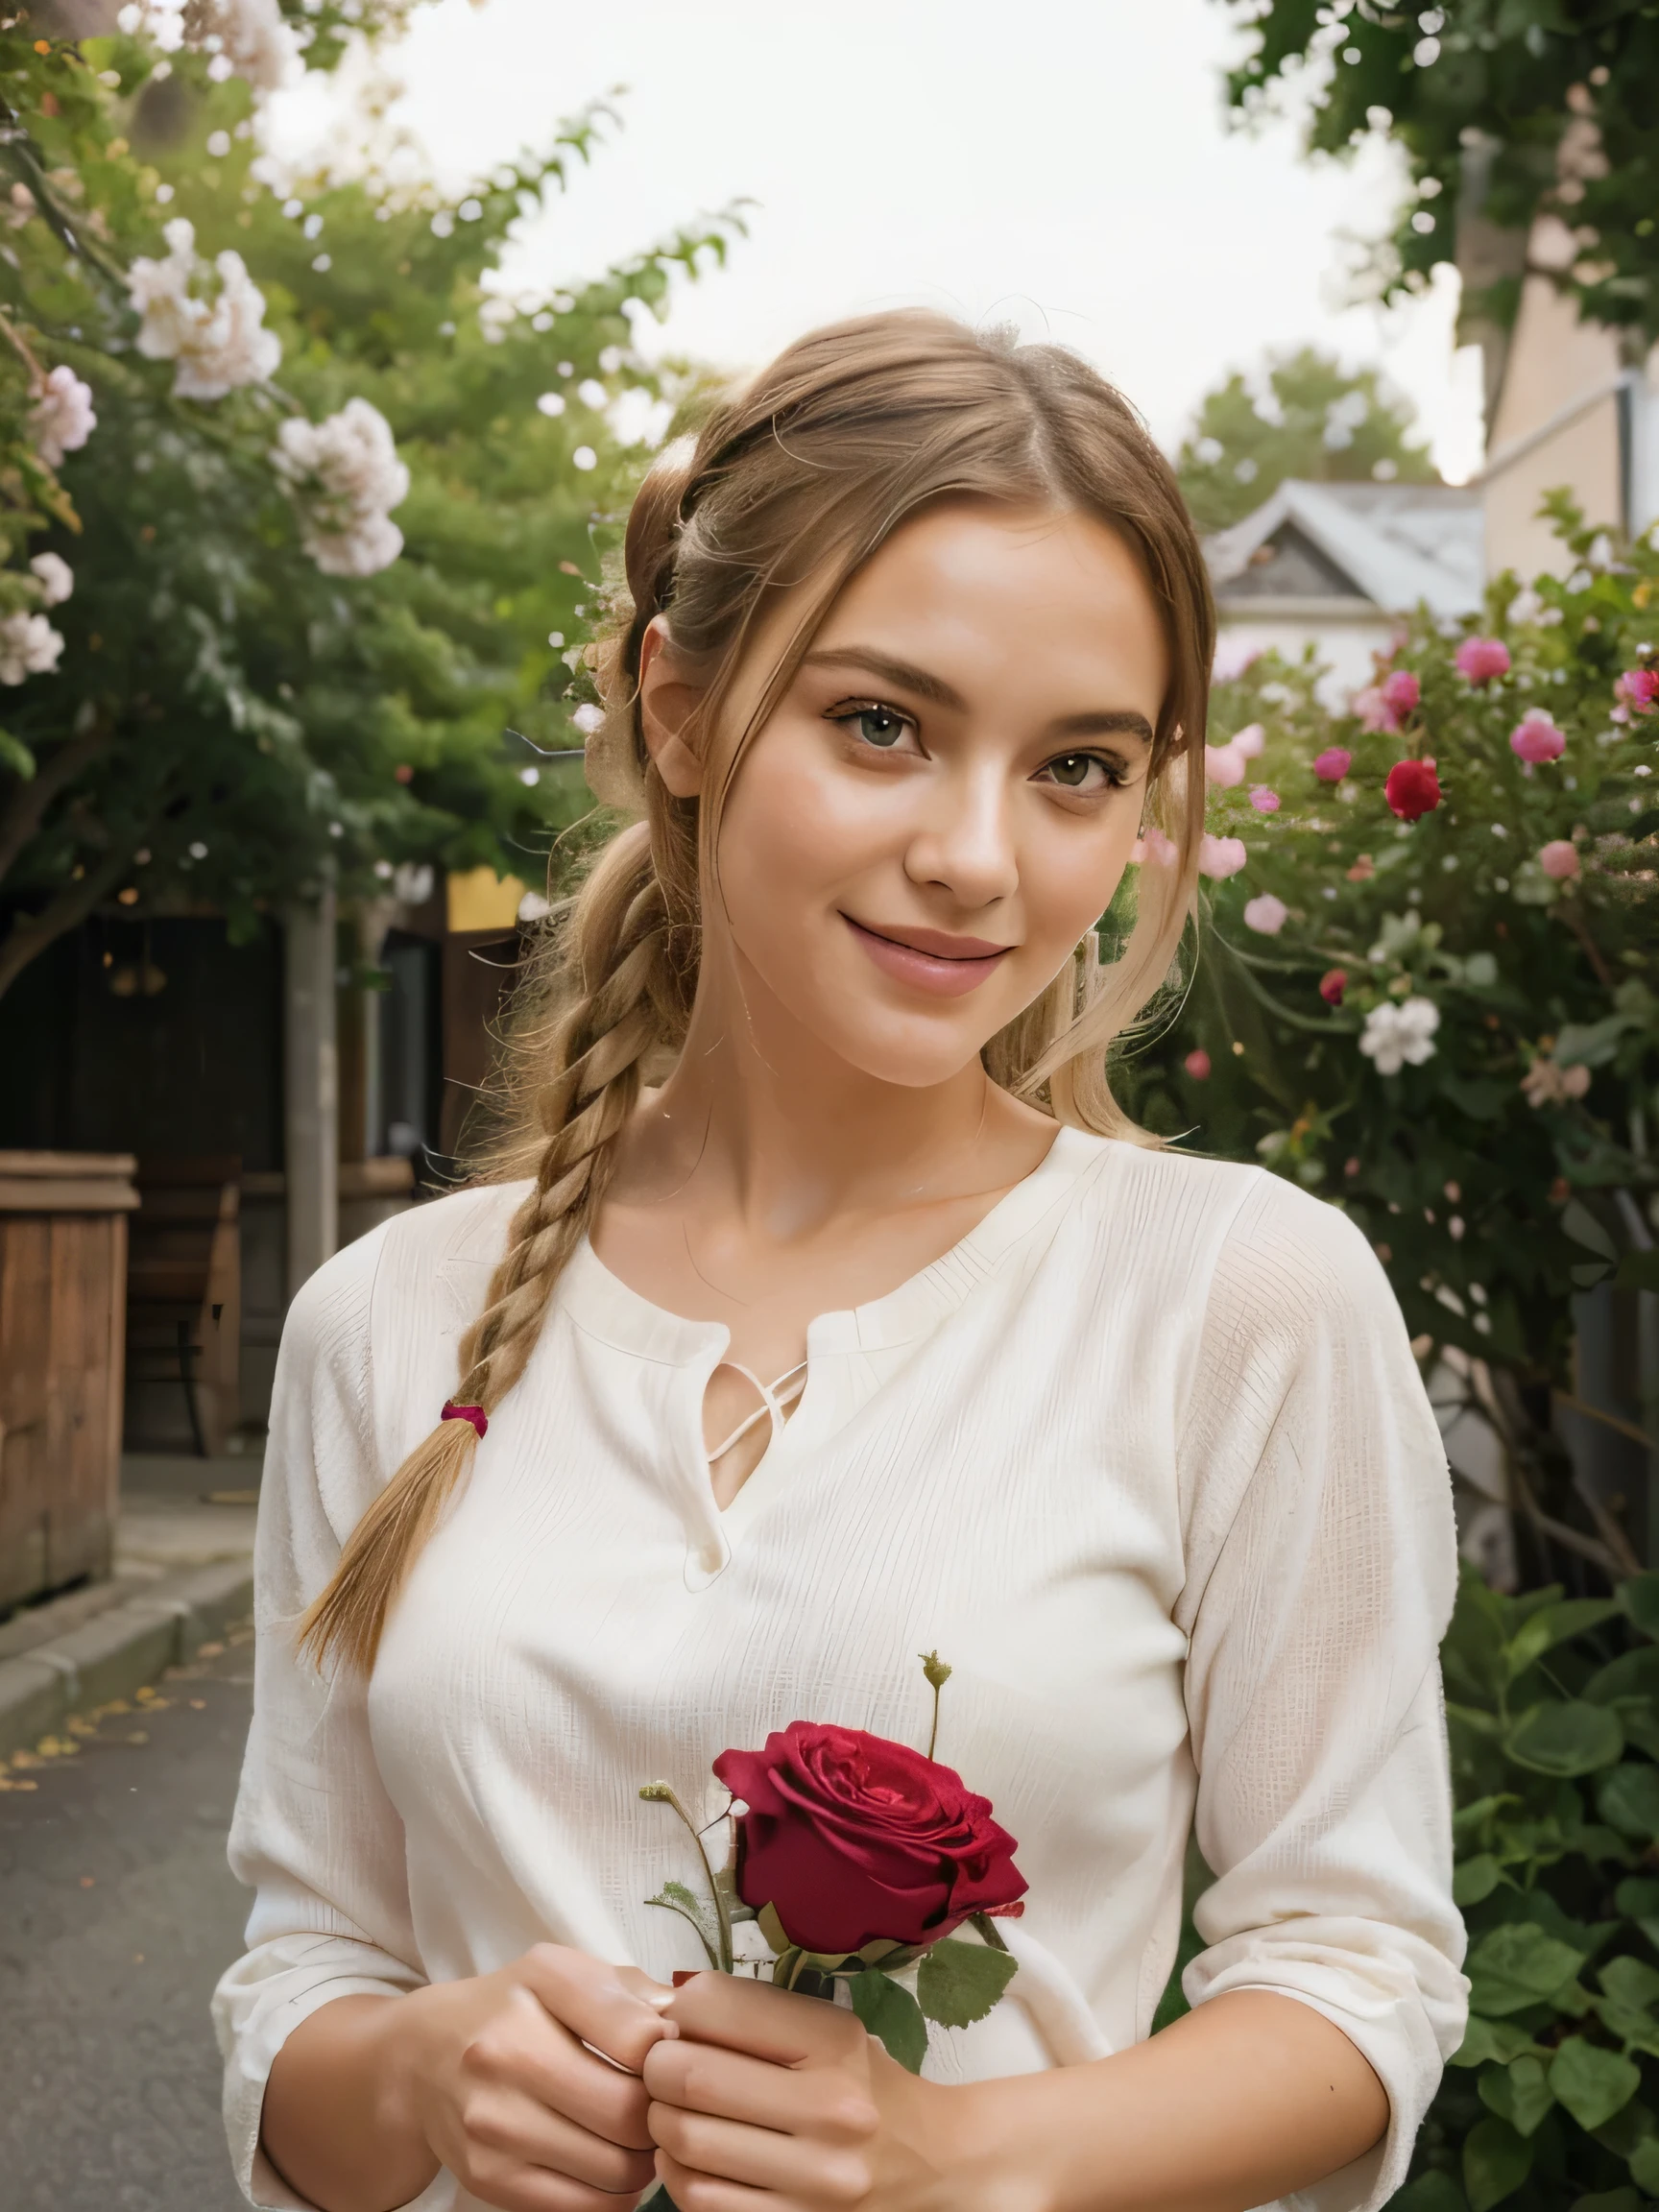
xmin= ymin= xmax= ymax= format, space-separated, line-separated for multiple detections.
xmin=0 ymin=1634 xmax=254 ymax=2211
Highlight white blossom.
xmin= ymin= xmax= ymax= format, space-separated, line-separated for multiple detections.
xmin=122 ymin=0 xmax=297 ymax=92
xmin=30 ymin=364 xmax=96 ymax=468
xmin=128 ymin=219 xmax=280 ymax=399
xmin=571 ymin=703 xmax=605 ymax=735
xmin=1358 ymin=998 xmax=1439 ymax=1077
xmin=272 ymin=398 xmax=409 ymax=578
xmin=0 ymin=611 xmax=63 ymax=685
xmin=29 ymin=552 xmax=73 ymax=607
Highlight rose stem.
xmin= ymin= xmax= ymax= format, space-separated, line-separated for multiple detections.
xmin=919 ymin=1650 xmax=952 ymax=1761
xmin=638 ymin=1783 xmax=733 ymax=1973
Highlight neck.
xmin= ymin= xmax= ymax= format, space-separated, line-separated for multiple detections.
xmin=622 ymin=943 xmax=1004 ymax=1239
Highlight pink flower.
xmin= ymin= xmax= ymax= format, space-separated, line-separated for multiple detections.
xmin=1319 ymin=969 xmax=1347 ymax=1006
xmin=1354 ymin=685 xmax=1398 ymax=735
xmin=1380 ymin=670 xmax=1420 ymax=716
xmin=1138 ymin=826 xmax=1179 ymax=868
xmin=1232 ymin=723 xmax=1265 ymax=760
xmin=1384 ymin=758 xmax=1442 ymax=821
xmin=1198 ymin=833 xmax=1247 ymax=880
xmin=1510 ymin=710 xmax=1565 ymax=764
xmin=1204 ymin=742 xmax=1246 ymax=787
xmin=1242 ymin=893 xmax=1287 ymax=934
xmin=1538 ymin=839 xmax=1580 ymax=881
xmin=1615 ymin=666 xmax=1659 ymax=713
xmin=1184 ymin=1048 xmax=1212 ymax=1080
xmin=1455 ymin=637 xmax=1510 ymax=685
xmin=1312 ymin=746 xmax=1352 ymax=782
xmin=1212 ymin=639 xmax=1261 ymax=683
xmin=1249 ymin=785 xmax=1280 ymax=813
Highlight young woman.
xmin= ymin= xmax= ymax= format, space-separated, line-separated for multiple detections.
xmin=215 ymin=312 xmax=1466 ymax=2212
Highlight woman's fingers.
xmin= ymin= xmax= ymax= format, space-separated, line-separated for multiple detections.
xmin=653 ymin=2145 xmax=790 ymax=2212
xmin=464 ymin=1987 xmax=657 ymax=2152
xmin=650 ymin=2101 xmax=874 ymax=2201
xmin=458 ymin=2079 xmax=658 ymax=2196
xmin=645 ymin=2034 xmax=877 ymax=2145
xmin=663 ymin=1973 xmax=860 ymax=2066
xmin=516 ymin=1944 xmax=679 ymax=2076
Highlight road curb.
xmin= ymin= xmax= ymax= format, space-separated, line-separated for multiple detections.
xmin=0 ymin=1559 xmax=252 ymax=1762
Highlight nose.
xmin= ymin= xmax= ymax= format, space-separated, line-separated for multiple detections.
xmin=902 ymin=758 xmax=1019 ymax=912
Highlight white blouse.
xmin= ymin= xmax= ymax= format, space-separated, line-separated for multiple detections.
xmin=213 ymin=1127 xmax=1469 ymax=2212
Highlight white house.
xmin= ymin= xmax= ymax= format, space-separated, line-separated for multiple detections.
xmin=1206 ymin=478 xmax=1485 ymax=699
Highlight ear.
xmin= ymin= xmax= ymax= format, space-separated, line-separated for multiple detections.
xmin=638 ymin=617 xmax=705 ymax=800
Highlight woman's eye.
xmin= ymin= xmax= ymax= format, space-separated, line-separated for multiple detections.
xmin=838 ymin=705 xmax=911 ymax=750
xmin=1041 ymin=753 xmax=1118 ymax=792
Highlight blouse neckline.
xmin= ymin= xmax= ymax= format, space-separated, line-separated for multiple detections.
xmin=558 ymin=1122 xmax=1105 ymax=1368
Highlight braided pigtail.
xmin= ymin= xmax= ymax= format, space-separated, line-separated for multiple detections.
xmin=300 ymin=822 xmax=675 ymax=1673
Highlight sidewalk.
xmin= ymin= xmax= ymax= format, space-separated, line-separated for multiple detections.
xmin=0 ymin=1450 xmax=261 ymax=1762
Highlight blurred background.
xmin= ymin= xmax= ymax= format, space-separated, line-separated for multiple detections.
xmin=0 ymin=4 xmax=1654 ymax=2206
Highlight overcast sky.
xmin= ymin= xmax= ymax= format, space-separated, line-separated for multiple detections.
xmin=268 ymin=0 xmax=1485 ymax=479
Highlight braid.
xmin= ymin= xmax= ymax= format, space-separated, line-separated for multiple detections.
xmin=299 ymin=824 xmax=671 ymax=1673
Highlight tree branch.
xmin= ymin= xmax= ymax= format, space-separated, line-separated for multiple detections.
xmin=0 ymin=847 xmax=127 ymax=1001
xmin=0 ymin=724 xmax=109 ymax=887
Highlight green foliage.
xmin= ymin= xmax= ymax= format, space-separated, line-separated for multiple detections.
xmin=1116 ymin=501 xmax=1659 ymax=1419
xmin=0 ymin=18 xmax=740 ymax=996
xmin=1216 ymin=2 xmax=1659 ymax=344
xmin=914 ymin=1935 xmax=1020 ymax=2029
xmin=1177 ymin=348 xmax=1437 ymax=534
xmin=1381 ymin=1568 xmax=1659 ymax=2212
xmin=849 ymin=1968 xmax=928 ymax=2075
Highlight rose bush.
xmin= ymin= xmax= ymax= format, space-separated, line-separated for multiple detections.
xmin=713 ymin=1721 xmax=1027 ymax=1956
xmin=1110 ymin=496 xmax=1658 ymax=1579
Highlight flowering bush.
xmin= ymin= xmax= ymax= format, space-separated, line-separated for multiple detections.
xmin=0 ymin=16 xmax=739 ymax=999
xmin=1114 ymin=498 xmax=1659 ymax=1566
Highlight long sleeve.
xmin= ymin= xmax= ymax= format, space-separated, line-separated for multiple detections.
xmin=1173 ymin=1176 xmax=1469 ymax=2212
xmin=212 ymin=1224 xmax=439 ymax=2212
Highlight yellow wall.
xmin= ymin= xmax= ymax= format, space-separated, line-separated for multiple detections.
xmin=445 ymin=867 xmax=527 ymax=932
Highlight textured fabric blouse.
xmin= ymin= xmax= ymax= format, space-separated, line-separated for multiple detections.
xmin=213 ymin=1127 xmax=1469 ymax=2212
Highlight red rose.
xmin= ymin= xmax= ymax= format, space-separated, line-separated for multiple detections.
xmin=1319 ymin=969 xmax=1347 ymax=1006
xmin=1384 ymin=757 xmax=1441 ymax=821
xmin=713 ymin=1721 xmax=1026 ymax=1956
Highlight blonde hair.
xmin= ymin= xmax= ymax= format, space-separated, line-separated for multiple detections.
xmin=301 ymin=309 xmax=1214 ymax=1672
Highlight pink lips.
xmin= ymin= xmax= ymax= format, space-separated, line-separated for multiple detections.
xmin=842 ymin=914 xmax=1013 ymax=998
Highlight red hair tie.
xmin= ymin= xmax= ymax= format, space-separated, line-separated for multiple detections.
xmin=441 ymin=1401 xmax=488 ymax=1441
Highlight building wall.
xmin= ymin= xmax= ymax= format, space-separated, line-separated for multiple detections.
xmin=1214 ymin=612 xmax=1397 ymax=705
xmin=1482 ymin=215 xmax=1635 ymax=578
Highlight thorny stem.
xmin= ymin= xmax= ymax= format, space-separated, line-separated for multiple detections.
xmin=639 ymin=1783 xmax=733 ymax=1974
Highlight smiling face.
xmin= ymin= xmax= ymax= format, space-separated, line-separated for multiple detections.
xmin=643 ymin=498 xmax=1169 ymax=1092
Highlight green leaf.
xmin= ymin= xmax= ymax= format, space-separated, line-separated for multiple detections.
xmin=1452 ymin=2017 xmax=1543 ymax=2069
xmin=1505 ymin=1701 xmax=1624 ymax=1777
xmin=849 ymin=1970 xmax=927 ymax=2074
xmin=1586 ymin=1649 xmax=1659 ymax=1705
xmin=1391 ymin=2177 xmax=1467 ymax=2212
xmin=1455 ymin=1855 xmax=1504 ymax=1907
xmin=1616 ymin=1251 xmax=1659 ymax=1293
xmin=1506 ymin=1601 xmax=1623 ymax=1680
xmin=1479 ymin=2054 xmax=1555 ymax=2136
xmin=1568 ymin=2191 xmax=1640 ymax=2212
xmin=1599 ymin=1766 xmax=1659 ymax=1840
xmin=1619 ymin=1576 xmax=1659 ymax=1652
xmin=1463 ymin=2115 xmax=1532 ymax=2212
xmin=756 ymin=1902 xmax=789 ymax=1956
xmin=915 ymin=1937 xmax=1020 ymax=2030
xmin=1630 ymin=2137 xmax=1659 ymax=2194
xmin=1550 ymin=2036 xmax=1641 ymax=2131
xmin=644 ymin=1883 xmax=720 ymax=1971
xmin=1599 ymin=1957 xmax=1659 ymax=2013
xmin=1614 ymin=1877 xmax=1659 ymax=1950
xmin=0 ymin=727 xmax=35 ymax=780
xmin=1466 ymin=1923 xmax=1587 ymax=2017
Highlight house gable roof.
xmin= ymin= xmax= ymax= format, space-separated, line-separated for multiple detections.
xmin=1206 ymin=480 xmax=1483 ymax=618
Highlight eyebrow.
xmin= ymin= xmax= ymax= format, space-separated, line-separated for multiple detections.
xmin=802 ymin=646 xmax=1155 ymax=749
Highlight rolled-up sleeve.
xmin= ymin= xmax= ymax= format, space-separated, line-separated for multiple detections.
xmin=212 ymin=1226 xmax=435 ymax=2211
xmin=1174 ymin=1175 xmax=1469 ymax=2212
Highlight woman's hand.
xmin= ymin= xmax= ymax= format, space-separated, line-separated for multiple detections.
xmin=643 ymin=1974 xmax=958 ymax=2212
xmin=262 ymin=1945 xmax=676 ymax=2212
